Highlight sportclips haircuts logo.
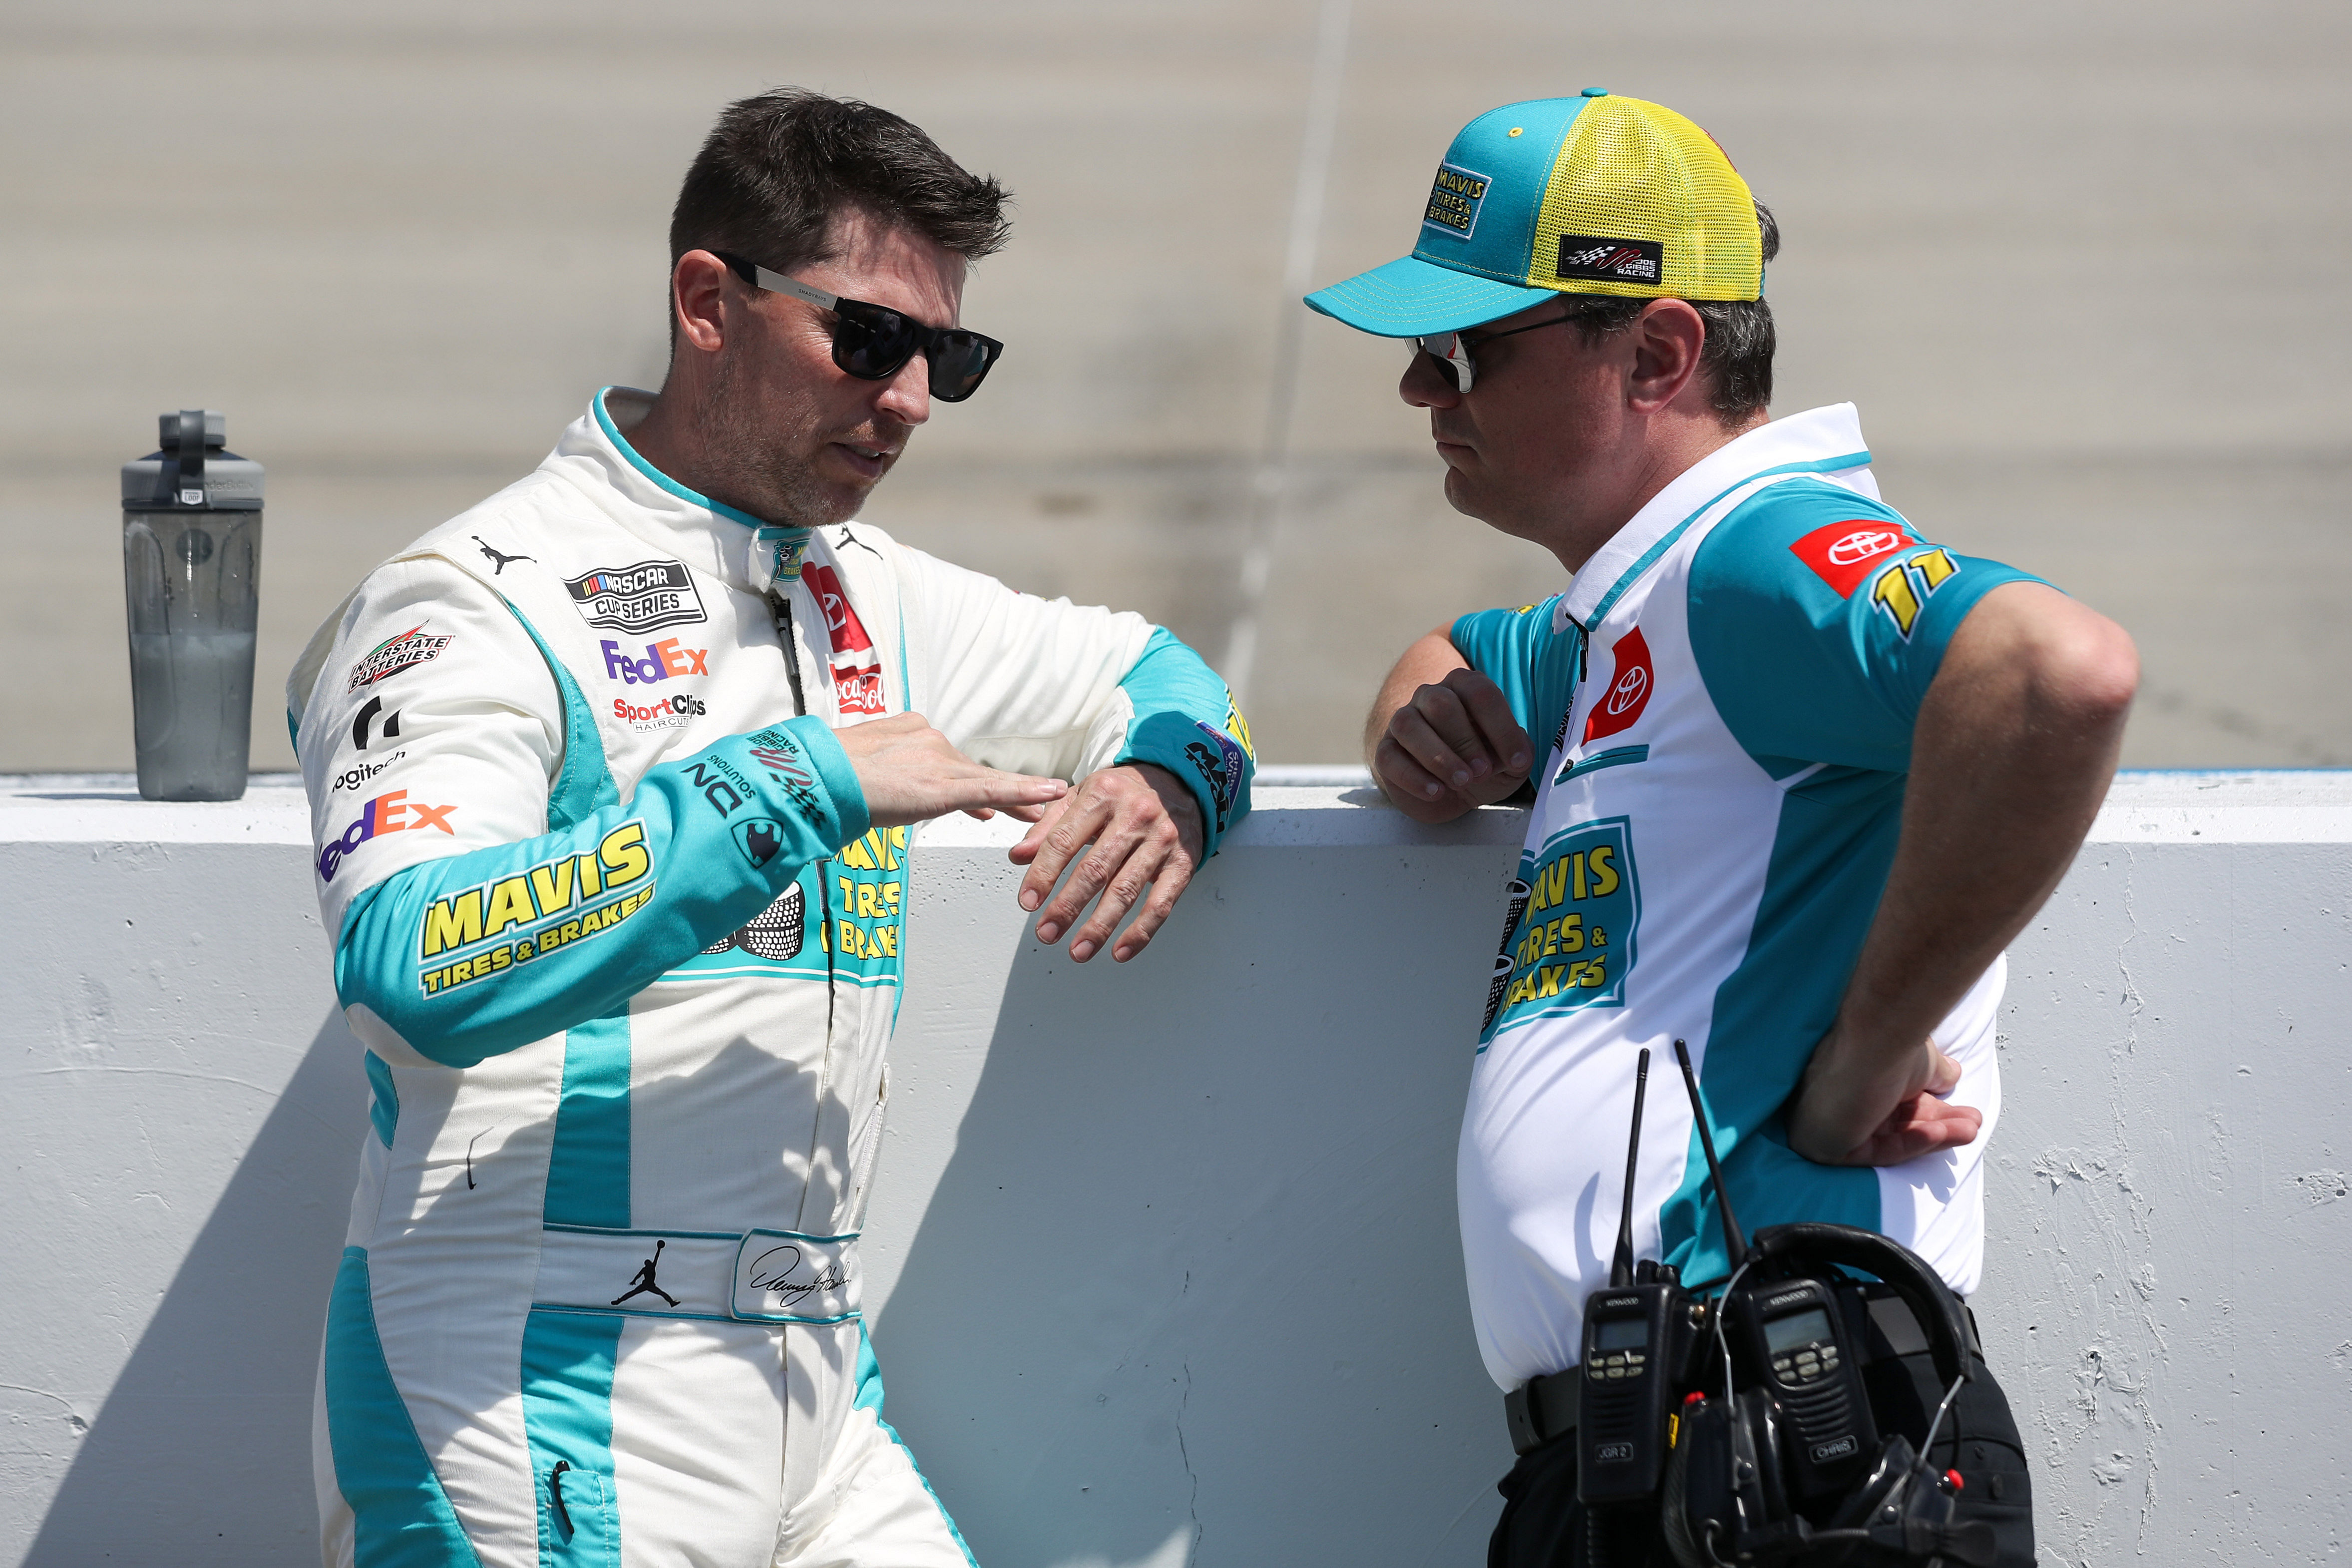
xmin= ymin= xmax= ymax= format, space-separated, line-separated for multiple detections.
xmin=317 ymin=789 xmax=456 ymax=882
xmin=800 ymin=564 xmax=885 ymax=715
xmin=564 ymin=559 xmax=706 ymax=635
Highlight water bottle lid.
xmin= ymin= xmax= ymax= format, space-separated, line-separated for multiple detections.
xmin=122 ymin=407 xmax=263 ymax=511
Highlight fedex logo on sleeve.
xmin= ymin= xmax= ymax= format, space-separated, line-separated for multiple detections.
xmin=601 ymin=638 xmax=710 ymax=685
xmin=318 ymin=789 xmax=457 ymax=882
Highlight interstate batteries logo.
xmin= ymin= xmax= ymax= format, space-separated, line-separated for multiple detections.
xmin=1482 ymin=815 xmax=1640 ymax=1046
xmin=564 ymin=559 xmax=706 ymax=635
xmin=346 ymin=626 xmax=453 ymax=693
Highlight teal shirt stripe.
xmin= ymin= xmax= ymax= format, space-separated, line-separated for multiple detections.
xmin=323 ymin=1247 xmax=484 ymax=1568
xmin=498 ymin=601 xmax=619 ymax=832
xmin=365 ymin=1051 xmax=398 ymax=1149
xmin=1115 ymin=627 xmax=1253 ymax=856
xmin=1657 ymin=769 xmax=1903 ymax=1281
xmin=1581 ymin=453 xmax=1873 ymax=631
xmin=544 ymin=1006 xmax=631 ymax=1229
xmin=854 ymin=1324 xmax=980 ymax=1568
xmin=334 ymin=720 xmax=866 ymax=1068
xmin=520 ymin=1308 xmax=625 ymax=1568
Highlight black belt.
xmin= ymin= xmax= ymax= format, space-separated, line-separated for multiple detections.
xmin=1502 ymin=1284 xmax=1981 ymax=1457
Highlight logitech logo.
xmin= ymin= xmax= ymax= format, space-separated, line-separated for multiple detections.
xmin=332 ymin=751 xmax=408 ymax=792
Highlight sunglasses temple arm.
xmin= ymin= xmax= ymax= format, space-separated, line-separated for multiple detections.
xmin=753 ymin=265 xmax=839 ymax=312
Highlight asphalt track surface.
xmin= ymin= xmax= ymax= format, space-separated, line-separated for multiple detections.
xmin=4 ymin=0 xmax=2347 ymax=772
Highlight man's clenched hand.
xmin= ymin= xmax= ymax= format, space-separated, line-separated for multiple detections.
xmin=832 ymin=712 xmax=1068 ymax=830
xmin=1374 ymin=664 xmax=1534 ymax=821
xmin=1009 ymin=763 xmax=1204 ymax=963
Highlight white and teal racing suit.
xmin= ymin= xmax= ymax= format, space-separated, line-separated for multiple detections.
xmin=287 ymin=388 xmax=1254 ymax=1568
xmin=1449 ymin=403 xmax=2039 ymax=1393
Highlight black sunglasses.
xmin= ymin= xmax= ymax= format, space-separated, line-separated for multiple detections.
xmin=713 ymin=251 xmax=1004 ymax=403
xmin=1414 ymin=300 xmax=1610 ymax=393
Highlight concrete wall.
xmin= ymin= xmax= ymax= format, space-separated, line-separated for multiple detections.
xmin=2 ymin=771 xmax=2346 ymax=1567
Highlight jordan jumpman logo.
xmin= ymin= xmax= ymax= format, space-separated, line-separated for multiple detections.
xmin=473 ymin=535 xmax=536 ymax=575
xmin=611 ymin=1239 xmax=681 ymax=1307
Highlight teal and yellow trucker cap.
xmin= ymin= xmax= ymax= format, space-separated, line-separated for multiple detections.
xmin=1306 ymin=90 xmax=1761 ymax=338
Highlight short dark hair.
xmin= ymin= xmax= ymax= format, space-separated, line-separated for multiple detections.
xmin=669 ymin=88 xmax=1012 ymax=280
xmin=1556 ymin=200 xmax=1779 ymax=423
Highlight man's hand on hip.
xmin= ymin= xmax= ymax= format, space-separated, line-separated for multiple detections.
xmin=1786 ymin=1027 xmax=1981 ymax=1167
xmin=833 ymin=712 xmax=1068 ymax=830
xmin=1009 ymin=763 xmax=1204 ymax=963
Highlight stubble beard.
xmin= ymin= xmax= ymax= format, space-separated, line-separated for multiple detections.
xmin=700 ymin=345 xmax=870 ymax=531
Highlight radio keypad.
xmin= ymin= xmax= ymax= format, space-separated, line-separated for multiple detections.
xmin=1588 ymin=1350 xmax=1648 ymax=1382
xmin=1770 ymin=1342 xmax=1835 ymax=1386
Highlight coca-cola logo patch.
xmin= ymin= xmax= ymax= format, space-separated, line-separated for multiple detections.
xmin=1789 ymin=518 xmax=1918 ymax=598
xmin=1582 ymin=626 xmax=1654 ymax=744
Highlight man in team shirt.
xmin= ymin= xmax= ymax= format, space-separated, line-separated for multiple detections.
xmin=1310 ymin=90 xmax=2136 ymax=1564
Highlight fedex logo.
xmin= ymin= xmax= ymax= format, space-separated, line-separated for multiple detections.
xmin=601 ymin=638 xmax=710 ymax=685
xmin=318 ymin=789 xmax=456 ymax=882
xmin=801 ymin=564 xmax=885 ymax=715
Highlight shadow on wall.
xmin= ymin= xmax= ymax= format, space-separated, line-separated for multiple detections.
xmin=868 ymin=855 xmax=1515 ymax=1568
xmin=27 ymin=1010 xmax=364 ymax=1568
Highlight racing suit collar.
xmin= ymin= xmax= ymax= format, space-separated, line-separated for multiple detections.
xmin=1558 ymin=403 xmax=1874 ymax=633
xmin=540 ymin=387 xmax=811 ymax=597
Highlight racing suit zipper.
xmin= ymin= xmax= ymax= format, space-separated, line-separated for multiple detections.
xmin=768 ymin=584 xmax=842 ymax=1232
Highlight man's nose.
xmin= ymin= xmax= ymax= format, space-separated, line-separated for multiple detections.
xmin=873 ymin=353 xmax=931 ymax=427
xmin=1399 ymin=346 xmax=1460 ymax=410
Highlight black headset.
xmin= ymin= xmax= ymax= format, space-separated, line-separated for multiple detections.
xmin=1658 ymin=1222 xmax=1994 ymax=1568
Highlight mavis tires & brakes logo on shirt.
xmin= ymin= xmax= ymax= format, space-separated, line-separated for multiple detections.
xmin=1482 ymin=815 xmax=1641 ymax=1046
xmin=413 ymin=821 xmax=655 ymax=996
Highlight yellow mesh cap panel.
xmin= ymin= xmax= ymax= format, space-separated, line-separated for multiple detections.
xmin=1526 ymin=97 xmax=1760 ymax=301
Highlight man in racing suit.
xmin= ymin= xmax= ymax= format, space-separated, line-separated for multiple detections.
xmin=1321 ymin=93 xmax=2137 ymax=1564
xmin=289 ymin=89 xmax=1253 ymax=1568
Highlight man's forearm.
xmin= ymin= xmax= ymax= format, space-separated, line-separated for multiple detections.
xmin=1366 ymin=628 xmax=1485 ymax=821
xmin=1793 ymin=583 xmax=2137 ymax=1160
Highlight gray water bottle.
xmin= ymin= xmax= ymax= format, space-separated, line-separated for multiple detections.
xmin=120 ymin=410 xmax=264 ymax=800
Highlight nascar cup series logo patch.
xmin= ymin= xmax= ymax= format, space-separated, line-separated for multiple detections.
xmin=563 ymin=559 xmax=705 ymax=635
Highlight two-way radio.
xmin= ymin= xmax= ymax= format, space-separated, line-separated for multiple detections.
xmin=1576 ymin=1049 xmax=1699 ymax=1507
xmin=1568 ymin=1039 xmax=1994 ymax=1567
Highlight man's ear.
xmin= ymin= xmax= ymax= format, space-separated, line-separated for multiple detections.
xmin=1625 ymin=298 xmax=1706 ymax=414
xmin=672 ymin=250 xmax=732 ymax=355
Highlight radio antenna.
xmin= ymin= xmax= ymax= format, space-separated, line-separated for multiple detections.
xmin=1609 ymin=1049 xmax=1650 ymax=1287
xmin=1672 ymin=1039 xmax=1747 ymax=1265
